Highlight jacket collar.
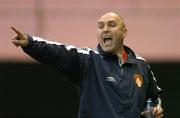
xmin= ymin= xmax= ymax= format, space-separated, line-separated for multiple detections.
xmin=97 ymin=44 xmax=137 ymax=64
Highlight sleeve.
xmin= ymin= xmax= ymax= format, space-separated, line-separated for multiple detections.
xmin=146 ymin=63 xmax=162 ymax=105
xmin=22 ymin=35 xmax=90 ymax=84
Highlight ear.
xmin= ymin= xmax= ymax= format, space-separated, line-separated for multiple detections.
xmin=122 ymin=27 xmax=128 ymax=39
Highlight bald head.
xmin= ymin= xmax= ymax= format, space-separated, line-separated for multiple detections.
xmin=98 ymin=12 xmax=125 ymax=28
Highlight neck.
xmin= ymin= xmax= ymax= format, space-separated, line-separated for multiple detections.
xmin=116 ymin=46 xmax=124 ymax=64
xmin=117 ymin=46 xmax=123 ymax=59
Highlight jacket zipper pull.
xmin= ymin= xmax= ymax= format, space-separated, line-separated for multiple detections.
xmin=119 ymin=59 xmax=124 ymax=75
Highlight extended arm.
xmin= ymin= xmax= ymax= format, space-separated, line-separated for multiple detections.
xmin=11 ymin=26 xmax=89 ymax=84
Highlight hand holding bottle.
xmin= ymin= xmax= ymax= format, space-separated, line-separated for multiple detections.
xmin=144 ymin=98 xmax=154 ymax=118
xmin=141 ymin=98 xmax=164 ymax=118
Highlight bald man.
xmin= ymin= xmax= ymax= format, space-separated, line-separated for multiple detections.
xmin=11 ymin=12 xmax=163 ymax=118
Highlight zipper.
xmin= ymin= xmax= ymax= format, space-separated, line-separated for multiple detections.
xmin=118 ymin=58 xmax=124 ymax=75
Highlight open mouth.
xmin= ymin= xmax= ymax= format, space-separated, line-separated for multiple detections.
xmin=103 ymin=35 xmax=112 ymax=44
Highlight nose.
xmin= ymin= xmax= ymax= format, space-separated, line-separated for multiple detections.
xmin=103 ymin=25 xmax=109 ymax=33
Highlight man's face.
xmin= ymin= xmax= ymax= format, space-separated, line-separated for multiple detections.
xmin=97 ymin=13 xmax=127 ymax=55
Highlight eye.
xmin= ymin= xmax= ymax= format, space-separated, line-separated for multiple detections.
xmin=109 ymin=21 xmax=117 ymax=27
xmin=97 ymin=23 xmax=104 ymax=29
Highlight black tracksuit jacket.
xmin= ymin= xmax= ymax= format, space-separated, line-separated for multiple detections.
xmin=22 ymin=35 xmax=161 ymax=118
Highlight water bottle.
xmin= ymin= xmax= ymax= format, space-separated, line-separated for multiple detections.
xmin=144 ymin=98 xmax=154 ymax=118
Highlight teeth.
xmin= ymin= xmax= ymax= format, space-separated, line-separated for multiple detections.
xmin=103 ymin=36 xmax=111 ymax=38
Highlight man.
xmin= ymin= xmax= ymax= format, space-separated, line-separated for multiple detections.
xmin=11 ymin=12 xmax=163 ymax=118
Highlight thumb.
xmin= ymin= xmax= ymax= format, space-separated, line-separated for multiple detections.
xmin=12 ymin=40 xmax=21 ymax=47
xmin=12 ymin=37 xmax=28 ymax=47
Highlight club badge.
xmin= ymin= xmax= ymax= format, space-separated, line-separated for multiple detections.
xmin=134 ymin=74 xmax=143 ymax=87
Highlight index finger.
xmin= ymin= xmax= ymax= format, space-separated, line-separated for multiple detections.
xmin=11 ymin=26 xmax=23 ymax=36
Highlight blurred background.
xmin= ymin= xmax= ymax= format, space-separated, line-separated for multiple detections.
xmin=0 ymin=0 xmax=179 ymax=117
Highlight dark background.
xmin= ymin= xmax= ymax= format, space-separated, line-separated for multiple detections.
xmin=0 ymin=62 xmax=180 ymax=118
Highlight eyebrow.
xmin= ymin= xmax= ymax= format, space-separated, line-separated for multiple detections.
xmin=108 ymin=20 xmax=116 ymax=23
xmin=97 ymin=21 xmax=104 ymax=24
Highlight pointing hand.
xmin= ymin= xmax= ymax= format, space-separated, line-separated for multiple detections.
xmin=11 ymin=26 xmax=29 ymax=47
